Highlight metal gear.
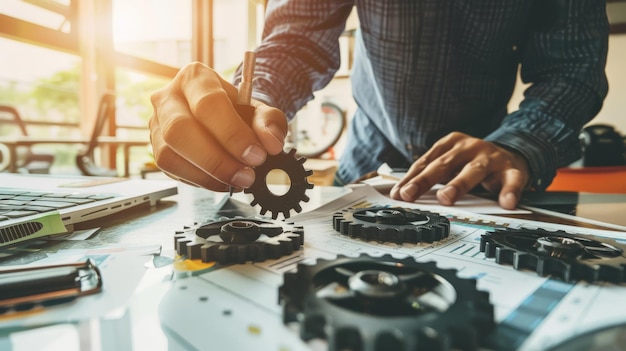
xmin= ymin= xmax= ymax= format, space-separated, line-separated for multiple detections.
xmin=174 ymin=217 xmax=304 ymax=264
xmin=279 ymin=254 xmax=495 ymax=351
xmin=244 ymin=148 xmax=314 ymax=219
xmin=333 ymin=207 xmax=450 ymax=244
xmin=480 ymin=228 xmax=626 ymax=283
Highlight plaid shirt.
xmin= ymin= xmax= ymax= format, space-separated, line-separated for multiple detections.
xmin=237 ymin=0 xmax=609 ymax=189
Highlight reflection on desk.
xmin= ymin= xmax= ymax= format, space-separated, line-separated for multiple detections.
xmin=1 ymin=184 xmax=625 ymax=351
xmin=0 ymin=136 xmax=149 ymax=177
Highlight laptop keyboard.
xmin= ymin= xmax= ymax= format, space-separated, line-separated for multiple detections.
xmin=0 ymin=188 xmax=116 ymax=222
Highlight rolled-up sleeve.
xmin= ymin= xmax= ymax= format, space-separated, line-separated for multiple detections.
xmin=234 ymin=0 xmax=354 ymax=119
xmin=485 ymin=0 xmax=609 ymax=190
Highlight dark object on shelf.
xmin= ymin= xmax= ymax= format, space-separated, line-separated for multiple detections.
xmin=0 ymin=105 xmax=55 ymax=174
xmin=580 ymin=124 xmax=625 ymax=167
xmin=75 ymin=92 xmax=118 ymax=177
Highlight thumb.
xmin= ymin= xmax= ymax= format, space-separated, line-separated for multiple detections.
xmin=252 ymin=102 xmax=288 ymax=155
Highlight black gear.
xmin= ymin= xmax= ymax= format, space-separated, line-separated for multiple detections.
xmin=333 ymin=207 xmax=450 ymax=244
xmin=279 ymin=254 xmax=495 ymax=351
xmin=174 ymin=217 xmax=304 ymax=264
xmin=480 ymin=228 xmax=626 ymax=283
xmin=244 ymin=148 xmax=314 ymax=219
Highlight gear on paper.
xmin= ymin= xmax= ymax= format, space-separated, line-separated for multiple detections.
xmin=279 ymin=254 xmax=495 ymax=351
xmin=174 ymin=217 xmax=304 ymax=264
xmin=332 ymin=207 xmax=450 ymax=244
xmin=244 ymin=148 xmax=314 ymax=219
xmin=480 ymin=228 xmax=626 ymax=283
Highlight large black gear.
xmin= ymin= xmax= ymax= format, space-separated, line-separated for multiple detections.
xmin=279 ymin=254 xmax=495 ymax=351
xmin=244 ymin=148 xmax=314 ymax=219
xmin=174 ymin=217 xmax=304 ymax=264
xmin=333 ymin=207 xmax=450 ymax=244
xmin=480 ymin=228 xmax=626 ymax=283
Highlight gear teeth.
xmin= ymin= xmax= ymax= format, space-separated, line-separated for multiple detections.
xmin=245 ymin=148 xmax=314 ymax=220
xmin=332 ymin=327 xmax=362 ymax=351
xmin=480 ymin=228 xmax=626 ymax=283
xmin=333 ymin=207 xmax=450 ymax=244
xmin=494 ymin=246 xmax=515 ymax=265
xmin=173 ymin=218 xmax=304 ymax=264
xmin=512 ymin=251 xmax=537 ymax=272
xmin=374 ymin=330 xmax=405 ymax=351
xmin=279 ymin=254 xmax=495 ymax=351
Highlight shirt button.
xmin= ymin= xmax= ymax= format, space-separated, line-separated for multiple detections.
xmin=406 ymin=144 xmax=413 ymax=151
xmin=512 ymin=45 xmax=518 ymax=52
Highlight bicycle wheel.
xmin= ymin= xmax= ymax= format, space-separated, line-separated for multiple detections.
xmin=294 ymin=101 xmax=346 ymax=158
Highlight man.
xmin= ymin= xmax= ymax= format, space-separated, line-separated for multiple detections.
xmin=149 ymin=0 xmax=608 ymax=210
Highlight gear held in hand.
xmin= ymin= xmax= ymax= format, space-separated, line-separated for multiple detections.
xmin=244 ymin=148 xmax=314 ymax=220
xmin=174 ymin=217 xmax=304 ymax=264
xmin=279 ymin=254 xmax=495 ymax=351
xmin=333 ymin=207 xmax=450 ymax=244
xmin=480 ymin=228 xmax=626 ymax=283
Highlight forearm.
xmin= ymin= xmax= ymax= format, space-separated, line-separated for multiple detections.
xmin=234 ymin=0 xmax=354 ymax=119
xmin=486 ymin=0 xmax=609 ymax=190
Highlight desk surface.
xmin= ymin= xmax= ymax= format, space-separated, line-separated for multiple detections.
xmin=1 ymin=184 xmax=625 ymax=351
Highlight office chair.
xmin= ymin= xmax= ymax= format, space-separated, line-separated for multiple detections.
xmin=75 ymin=92 xmax=118 ymax=177
xmin=0 ymin=105 xmax=55 ymax=174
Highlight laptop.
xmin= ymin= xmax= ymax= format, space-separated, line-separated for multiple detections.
xmin=0 ymin=173 xmax=178 ymax=247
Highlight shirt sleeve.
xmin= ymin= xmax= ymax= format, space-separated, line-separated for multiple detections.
xmin=484 ymin=0 xmax=609 ymax=190
xmin=233 ymin=0 xmax=354 ymax=119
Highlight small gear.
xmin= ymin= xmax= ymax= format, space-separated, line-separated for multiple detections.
xmin=480 ymin=228 xmax=626 ymax=283
xmin=244 ymin=148 xmax=314 ymax=219
xmin=333 ymin=207 xmax=450 ymax=244
xmin=279 ymin=254 xmax=495 ymax=351
xmin=174 ymin=217 xmax=304 ymax=264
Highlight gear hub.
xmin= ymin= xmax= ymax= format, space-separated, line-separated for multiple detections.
xmin=279 ymin=254 xmax=495 ymax=351
xmin=333 ymin=207 xmax=450 ymax=244
xmin=480 ymin=228 xmax=626 ymax=283
xmin=174 ymin=217 xmax=304 ymax=264
xmin=244 ymin=148 xmax=314 ymax=219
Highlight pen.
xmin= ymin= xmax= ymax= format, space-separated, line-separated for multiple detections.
xmin=237 ymin=51 xmax=255 ymax=108
xmin=231 ymin=51 xmax=257 ymax=196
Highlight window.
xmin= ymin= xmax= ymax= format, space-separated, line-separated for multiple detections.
xmin=0 ymin=0 xmax=265 ymax=174
xmin=112 ymin=0 xmax=192 ymax=67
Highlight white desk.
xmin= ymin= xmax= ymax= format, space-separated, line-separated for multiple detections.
xmin=0 ymin=184 xmax=625 ymax=351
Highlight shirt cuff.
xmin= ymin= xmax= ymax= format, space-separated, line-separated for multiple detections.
xmin=484 ymin=113 xmax=565 ymax=191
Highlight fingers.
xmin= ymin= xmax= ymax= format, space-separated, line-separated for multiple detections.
xmin=496 ymin=165 xmax=527 ymax=210
xmin=178 ymin=63 xmax=268 ymax=167
xmin=389 ymin=132 xmax=530 ymax=209
xmin=436 ymin=157 xmax=492 ymax=206
xmin=390 ymin=132 xmax=472 ymax=201
xmin=251 ymin=102 xmax=288 ymax=155
xmin=149 ymin=108 xmax=235 ymax=191
xmin=149 ymin=62 xmax=289 ymax=191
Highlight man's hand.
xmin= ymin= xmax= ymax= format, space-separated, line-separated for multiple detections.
xmin=149 ymin=62 xmax=288 ymax=191
xmin=389 ymin=132 xmax=530 ymax=210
